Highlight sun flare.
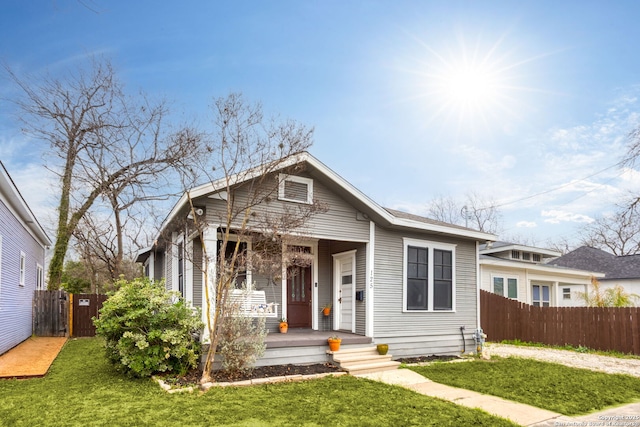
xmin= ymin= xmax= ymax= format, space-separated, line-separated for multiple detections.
xmin=403 ymin=33 xmax=540 ymax=136
xmin=441 ymin=65 xmax=498 ymax=107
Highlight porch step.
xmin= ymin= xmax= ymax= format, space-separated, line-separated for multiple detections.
xmin=329 ymin=345 xmax=400 ymax=375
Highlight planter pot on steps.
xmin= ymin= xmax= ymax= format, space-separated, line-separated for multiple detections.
xmin=376 ymin=344 xmax=389 ymax=355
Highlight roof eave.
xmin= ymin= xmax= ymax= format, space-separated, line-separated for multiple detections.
xmin=480 ymin=258 xmax=605 ymax=277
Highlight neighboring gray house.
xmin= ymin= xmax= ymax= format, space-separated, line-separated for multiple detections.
xmin=548 ymin=246 xmax=640 ymax=305
xmin=479 ymin=242 xmax=604 ymax=307
xmin=0 ymin=161 xmax=51 ymax=355
xmin=137 ymin=152 xmax=495 ymax=365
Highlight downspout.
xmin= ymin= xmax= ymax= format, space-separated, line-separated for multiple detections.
xmin=476 ymin=240 xmax=481 ymax=333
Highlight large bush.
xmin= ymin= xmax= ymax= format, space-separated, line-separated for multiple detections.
xmin=94 ymin=277 xmax=203 ymax=377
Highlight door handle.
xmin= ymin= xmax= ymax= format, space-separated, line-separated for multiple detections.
xmin=338 ymin=297 xmax=342 ymax=303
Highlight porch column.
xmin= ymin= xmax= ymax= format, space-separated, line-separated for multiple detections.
xmin=185 ymin=238 xmax=193 ymax=305
xmin=148 ymin=252 xmax=155 ymax=281
xmin=201 ymin=226 xmax=218 ymax=342
xmin=365 ymin=221 xmax=375 ymax=338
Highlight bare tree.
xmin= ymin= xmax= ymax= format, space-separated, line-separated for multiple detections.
xmin=580 ymin=203 xmax=640 ymax=255
xmin=5 ymin=58 xmax=201 ymax=289
xmin=427 ymin=192 xmax=502 ymax=234
xmin=178 ymin=93 xmax=326 ymax=383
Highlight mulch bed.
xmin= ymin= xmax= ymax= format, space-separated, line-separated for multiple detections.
xmin=163 ymin=355 xmax=458 ymax=387
xmin=165 ymin=363 xmax=341 ymax=387
xmin=395 ymin=355 xmax=460 ymax=364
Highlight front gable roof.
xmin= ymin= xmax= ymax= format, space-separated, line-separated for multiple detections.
xmin=158 ymin=152 xmax=496 ymax=242
xmin=0 ymin=161 xmax=51 ymax=247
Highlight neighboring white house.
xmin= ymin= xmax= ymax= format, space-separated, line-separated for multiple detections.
xmin=480 ymin=242 xmax=603 ymax=307
xmin=0 ymin=161 xmax=51 ymax=355
xmin=137 ymin=152 xmax=497 ymax=364
xmin=548 ymin=246 xmax=640 ymax=306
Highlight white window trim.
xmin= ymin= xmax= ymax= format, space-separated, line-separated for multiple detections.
xmin=278 ymin=174 xmax=313 ymax=204
xmin=19 ymin=251 xmax=26 ymax=287
xmin=491 ymin=274 xmax=519 ymax=299
xmin=36 ymin=263 xmax=44 ymax=290
xmin=402 ymin=238 xmax=456 ymax=312
xmin=171 ymin=233 xmax=185 ymax=295
xmin=532 ymin=283 xmax=551 ymax=307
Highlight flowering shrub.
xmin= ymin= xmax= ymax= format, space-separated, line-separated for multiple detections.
xmin=94 ymin=277 xmax=203 ymax=377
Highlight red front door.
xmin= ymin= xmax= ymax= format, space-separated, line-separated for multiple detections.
xmin=287 ymin=265 xmax=312 ymax=328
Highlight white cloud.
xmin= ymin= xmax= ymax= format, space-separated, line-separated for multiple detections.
xmin=516 ymin=221 xmax=537 ymax=228
xmin=541 ymin=210 xmax=594 ymax=224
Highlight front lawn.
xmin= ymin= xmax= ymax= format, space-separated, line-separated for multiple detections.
xmin=0 ymin=338 xmax=518 ymax=426
xmin=407 ymin=357 xmax=640 ymax=415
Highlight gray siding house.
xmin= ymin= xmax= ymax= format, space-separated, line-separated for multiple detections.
xmin=0 ymin=162 xmax=51 ymax=355
xmin=137 ymin=152 xmax=495 ymax=364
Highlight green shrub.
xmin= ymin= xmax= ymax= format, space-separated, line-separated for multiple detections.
xmin=93 ymin=277 xmax=203 ymax=377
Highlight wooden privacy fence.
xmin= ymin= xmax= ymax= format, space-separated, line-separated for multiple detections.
xmin=33 ymin=290 xmax=69 ymax=337
xmin=480 ymin=290 xmax=640 ymax=355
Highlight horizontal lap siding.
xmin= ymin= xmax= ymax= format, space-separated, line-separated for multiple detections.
xmin=0 ymin=199 xmax=46 ymax=355
xmin=373 ymin=227 xmax=478 ymax=355
xmin=201 ymin=173 xmax=370 ymax=243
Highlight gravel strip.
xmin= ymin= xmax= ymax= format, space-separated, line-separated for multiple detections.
xmin=486 ymin=343 xmax=640 ymax=378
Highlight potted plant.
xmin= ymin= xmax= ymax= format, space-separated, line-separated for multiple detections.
xmin=279 ymin=318 xmax=288 ymax=334
xmin=322 ymin=302 xmax=332 ymax=316
xmin=376 ymin=344 xmax=389 ymax=355
xmin=327 ymin=335 xmax=342 ymax=351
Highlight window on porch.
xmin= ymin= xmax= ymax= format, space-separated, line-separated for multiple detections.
xmin=217 ymin=240 xmax=248 ymax=289
xmin=532 ymin=284 xmax=550 ymax=307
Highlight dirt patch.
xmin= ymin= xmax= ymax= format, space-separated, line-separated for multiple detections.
xmin=395 ymin=355 xmax=460 ymax=364
xmin=164 ymin=363 xmax=341 ymax=387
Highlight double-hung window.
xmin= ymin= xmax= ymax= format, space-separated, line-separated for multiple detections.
xmin=403 ymin=238 xmax=456 ymax=311
xmin=492 ymin=276 xmax=518 ymax=299
xmin=532 ymin=284 xmax=550 ymax=307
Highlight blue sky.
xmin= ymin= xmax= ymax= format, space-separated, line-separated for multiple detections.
xmin=2 ymin=0 xmax=640 ymax=248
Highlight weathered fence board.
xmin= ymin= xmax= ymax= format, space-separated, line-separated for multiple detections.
xmin=480 ymin=290 xmax=640 ymax=355
xmin=33 ymin=290 xmax=69 ymax=337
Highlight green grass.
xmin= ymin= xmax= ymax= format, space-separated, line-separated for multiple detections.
xmin=407 ymin=357 xmax=640 ymax=415
xmin=498 ymin=339 xmax=640 ymax=359
xmin=0 ymin=338 xmax=518 ymax=426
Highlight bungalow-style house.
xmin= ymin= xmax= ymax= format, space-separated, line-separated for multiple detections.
xmin=480 ymin=242 xmax=603 ymax=307
xmin=548 ymin=246 xmax=640 ymax=306
xmin=137 ymin=152 xmax=496 ymax=367
xmin=0 ymin=161 xmax=51 ymax=355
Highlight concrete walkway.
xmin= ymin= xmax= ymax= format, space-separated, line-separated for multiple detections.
xmin=357 ymin=369 xmax=640 ymax=427
xmin=0 ymin=336 xmax=67 ymax=378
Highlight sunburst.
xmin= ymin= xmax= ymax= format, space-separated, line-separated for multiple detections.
xmin=401 ymin=32 xmax=549 ymax=139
